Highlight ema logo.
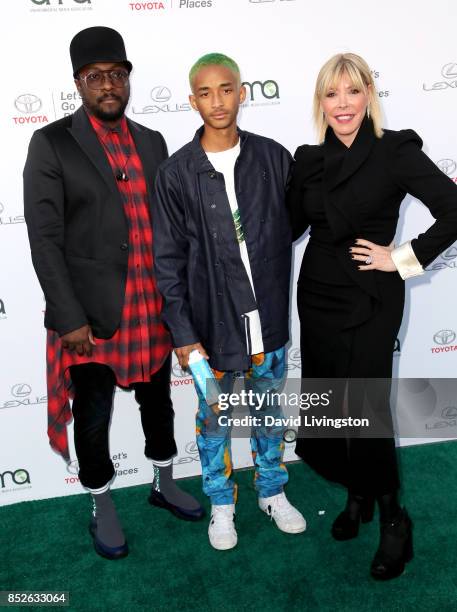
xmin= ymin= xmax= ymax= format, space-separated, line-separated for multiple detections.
xmin=423 ymin=62 xmax=457 ymax=92
xmin=13 ymin=94 xmax=48 ymax=126
xmin=30 ymin=0 xmax=92 ymax=10
xmin=431 ymin=329 xmax=457 ymax=354
xmin=0 ymin=468 xmax=31 ymax=492
xmin=242 ymin=80 xmax=280 ymax=107
xmin=31 ymin=0 xmax=91 ymax=3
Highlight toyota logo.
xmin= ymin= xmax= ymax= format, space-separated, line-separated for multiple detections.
xmin=433 ymin=330 xmax=456 ymax=345
xmin=283 ymin=428 xmax=297 ymax=443
xmin=172 ymin=363 xmax=191 ymax=378
xmin=14 ymin=94 xmax=42 ymax=114
xmin=185 ymin=441 xmax=199 ymax=454
xmin=66 ymin=460 xmax=79 ymax=475
xmin=441 ymin=63 xmax=457 ymax=79
xmin=150 ymin=86 xmax=172 ymax=103
xmin=11 ymin=383 xmax=32 ymax=397
xmin=437 ymin=159 xmax=457 ymax=176
xmin=442 ymin=406 xmax=457 ymax=419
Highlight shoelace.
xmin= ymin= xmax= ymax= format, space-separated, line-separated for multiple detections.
xmin=211 ymin=506 xmax=235 ymax=533
xmin=267 ymin=496 xmax=294 ymax=521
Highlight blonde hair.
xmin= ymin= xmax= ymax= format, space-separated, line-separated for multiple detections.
xmin=313 ymin=53 xmax=383 ymax=143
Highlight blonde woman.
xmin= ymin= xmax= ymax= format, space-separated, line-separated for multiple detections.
xmin=287 ymin=53 xmax=457 ymax=579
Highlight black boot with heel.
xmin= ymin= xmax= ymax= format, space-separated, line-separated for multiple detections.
xmin=370 ymin=492 xmax=413 ymax=580
xmin=331 ymin=492 xmax=375 ymax=541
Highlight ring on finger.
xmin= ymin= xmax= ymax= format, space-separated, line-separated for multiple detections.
xmin=365 ymin=255 xmax=373 ymax=265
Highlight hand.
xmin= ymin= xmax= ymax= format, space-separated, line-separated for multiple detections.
xmin=350 ymin=239 xmax=397 ymax=272
xmin=175 ymin=342 xmax=208 ymax=369
xmin=61 ymin=324 xmax=96 ymax=356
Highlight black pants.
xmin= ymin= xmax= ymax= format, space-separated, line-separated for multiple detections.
xmin=70 ymin=355 xmax=176 ymax=489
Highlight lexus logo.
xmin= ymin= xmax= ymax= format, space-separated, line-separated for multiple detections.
xmin=150 ymin=86 xmax=172 ymax=103
xmin=442 ymin=406 xmax=457 ymax=419
xmin=185 ymin=441 xmax=199 ymax=454
xmin=11 ymin=383 xmax=32 ymax=397
xmin=442 ymin=246 xmax=457 ymax=260
xmin=441 ymin=63 xmax=457 ymax=79
xmin=433 ymin=330 xmax=456 ymax=345
xmin=14 ymin=94 xmax=42 ymax=114
xmin=437 ymin=158 xmax=457 ymax=176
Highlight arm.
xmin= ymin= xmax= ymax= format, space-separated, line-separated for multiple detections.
xmin=390 ymin=130 xmax=457 ymax=278
xmin=23 ymin=130 xmax=89 ymax=336
xmin=352 ymin=131 xmax=457 ymax=278
xmin=285 ymin=146 xmax=310 ymax=241
xmin=152 ymin=163 xmax=200 ymax=355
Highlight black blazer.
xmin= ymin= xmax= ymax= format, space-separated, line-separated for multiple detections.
xmin=23 ymin=106 xmax=168 ymax=338
xmin=287 ymin=117 xmax=457 ymax=323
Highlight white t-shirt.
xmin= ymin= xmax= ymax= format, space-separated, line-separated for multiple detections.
xmin=206 ymin=142 xmax=264 ymax=355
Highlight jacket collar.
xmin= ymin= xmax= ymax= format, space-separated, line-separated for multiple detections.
xmin=324 ymin=114 xmax=377 ymax=191
xmin=68 ymin=107 xmax=156 ymax=199
xmin=191 ymin=125 xmax=249 ymax=173
xmin=68 ymin=107 xmax=118 ymax=194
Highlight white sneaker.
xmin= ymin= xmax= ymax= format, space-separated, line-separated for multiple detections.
xmin=208 ymin=504 xmax=237 ymax=550
xmin=259 ymin=492 xmax=306 ymax=534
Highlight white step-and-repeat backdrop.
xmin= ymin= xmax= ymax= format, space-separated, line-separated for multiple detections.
xmin=0 ymin=0 xmax=456 ymax=506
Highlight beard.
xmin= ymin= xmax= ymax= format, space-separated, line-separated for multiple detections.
xmin=82 ymin=91 xmax=129 ymax=123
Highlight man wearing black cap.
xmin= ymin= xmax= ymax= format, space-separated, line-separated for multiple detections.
xmin=23 ymin=26 xmax=204 ymax=561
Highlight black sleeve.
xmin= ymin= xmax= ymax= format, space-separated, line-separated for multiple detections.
xmin=285 ymin=145 xmax=311 ymax=241
xmin=23 ymin=130 xmax=87 ymax=335
xmin=152 ymin=163 xmax=199 ymax=348
xmin=389 ymin=130 xmax=457 ymax=267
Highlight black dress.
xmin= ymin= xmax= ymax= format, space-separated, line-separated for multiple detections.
xmin=287 ymin=117 xmax=457 ymax=495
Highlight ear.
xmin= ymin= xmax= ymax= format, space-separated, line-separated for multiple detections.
xmin=239 ymin=84 xmax=246 ymax=105
xmin=189 ymin=93 xmax=198 ymax=111
xmin=74 ymin=78 xmax=83 ymax=96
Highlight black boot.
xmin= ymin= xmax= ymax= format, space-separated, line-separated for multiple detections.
xmin=370 ymin=507 xmax=413 ymax=580
xmin=331 ymin=492 xmax=375 ymax=541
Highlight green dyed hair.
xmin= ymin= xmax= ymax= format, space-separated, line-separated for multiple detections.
xmin=189 ymin=53 xmax=240 ymax=90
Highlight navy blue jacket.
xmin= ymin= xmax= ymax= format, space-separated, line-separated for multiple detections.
xmin=153 ymin=127 xmax=292 ymax=371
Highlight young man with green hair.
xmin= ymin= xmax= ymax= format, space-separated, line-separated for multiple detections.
xmin=153 ymin=53 xmax=306 ymax=550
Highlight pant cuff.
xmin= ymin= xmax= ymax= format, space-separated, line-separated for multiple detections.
xmin=87 ymin=482 xmax=111 ymax=495
xmin=151 ymin=457 xmax=173 ymax=467
xmin=257 ymin=486 xmax=284 ymax=499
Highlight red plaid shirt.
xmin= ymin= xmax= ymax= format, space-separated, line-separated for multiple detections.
xmin=46 ymin=113 xmax=171 ymax=460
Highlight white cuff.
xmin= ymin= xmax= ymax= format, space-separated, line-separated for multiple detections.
xmin=391 ymin=241 xmax=424 ymax=280
xmin=87 ymin=482 xmax=110 ymax=495
xmin=151 ymin=458 xmax=173 ymax=467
